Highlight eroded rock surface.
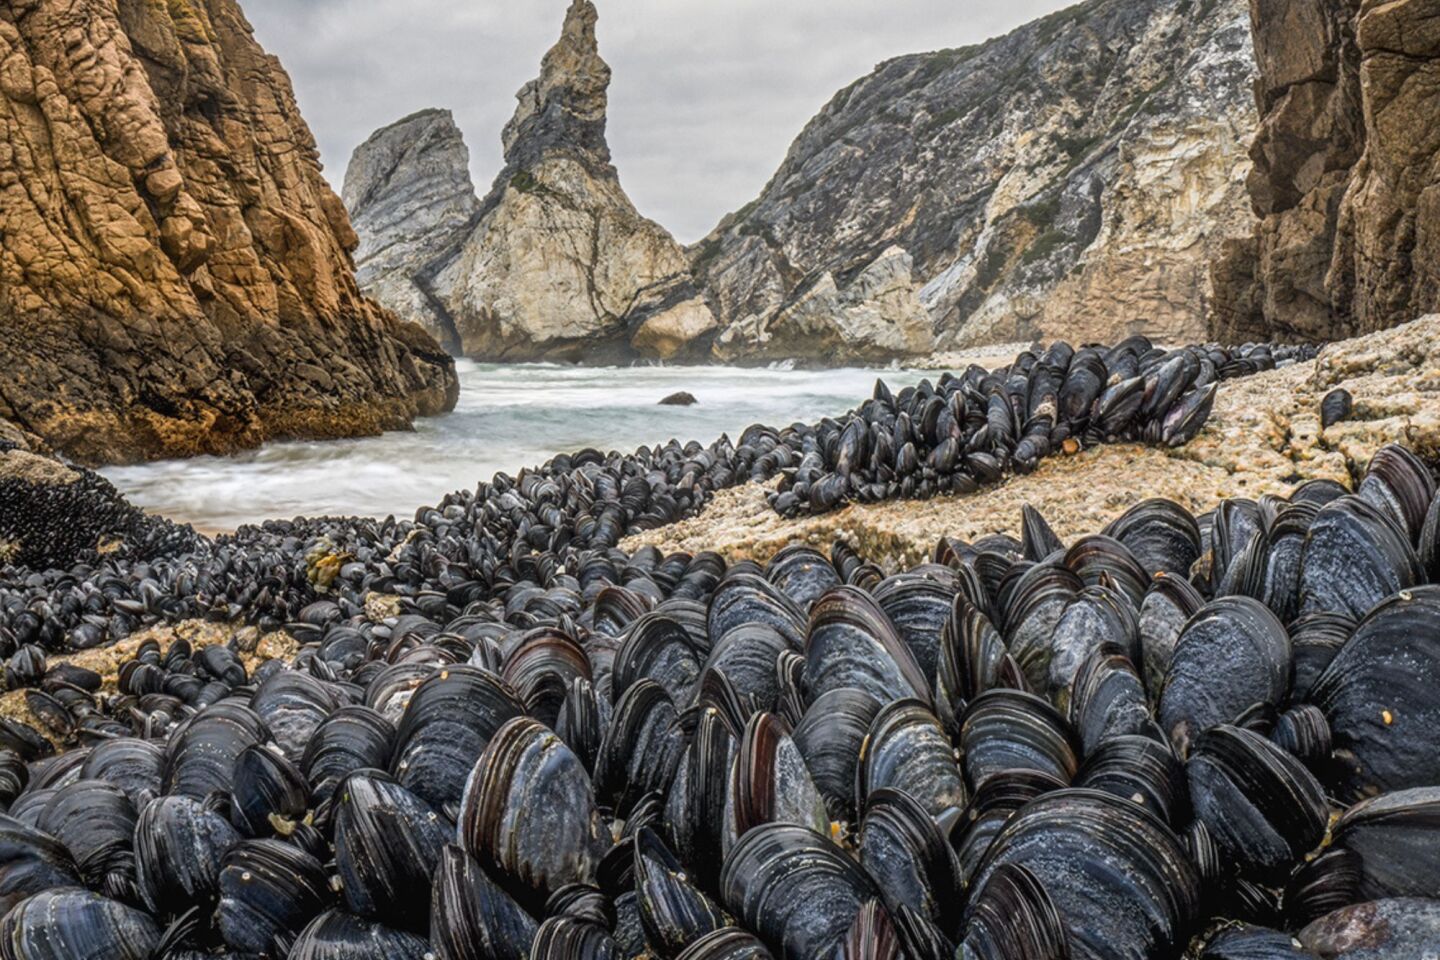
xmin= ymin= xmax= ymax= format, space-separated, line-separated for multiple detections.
xmin=0 ymin=0 xmax=457 ymax=464
xmin=343 ymin=109 xmax=482 ymax=354
xmin=694 ymin=0 xmax=1259 ymax=354
xmin=1212 ymin=0 xmax=1440 ymax=342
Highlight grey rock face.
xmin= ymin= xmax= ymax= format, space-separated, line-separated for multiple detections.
xmin=694 ymin=0 xmax=1260 ymax=351
xmin=343 ymin=109 xmax=482 ymax=354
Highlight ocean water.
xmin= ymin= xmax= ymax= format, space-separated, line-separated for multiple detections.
xmin=100 ymin=361 xmax=935 ymax=531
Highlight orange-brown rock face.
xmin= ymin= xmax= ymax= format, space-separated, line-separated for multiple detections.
xmin=0 ymin=0 xmax=457 ymax=465
xmin=1211 ymin=0 xmax=1440 ymax=342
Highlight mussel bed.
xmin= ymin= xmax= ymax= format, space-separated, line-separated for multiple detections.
xmin=2 ymin=338 xmax=1439 ymax=958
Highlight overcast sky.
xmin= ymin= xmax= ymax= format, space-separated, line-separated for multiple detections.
xmin=244 ymin=0 xmax=1073 ymax=243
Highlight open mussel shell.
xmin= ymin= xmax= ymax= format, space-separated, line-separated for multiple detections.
xmin=857 ymin=788 xmax=962 ymax=934
xmin=1187 ymin=725 xmax=1328 ymax=884
xmin=790 ymin=689 xmax=880 ymax=825
xmin=720 ymin=823 xmax=881 ymax=960
xmin=1299 ymin=496 xmax=1422 ymax=620
xmin=0 ymin=888 xmax=159 ymax=960
xmin=1311 ymin=586 xmax=1440 ymax=800
xmin=459 ymin=716 xmax=608 ymax=908
xmin=1159 ymin=596 xmax=1289 ymax=758
xmin=289 ymin=909 xmax=433 ymax=960
xmin=959 ymin=689 xmax=1079 ymax=791
xmin=1299 ymin=898 xmax=1440 ymax=959
xmin=802 ymin=586 xmax=930 ymax=707
xmin=959 ymin=861 xmax=1068 ymax=960
xmin=390 ymin=665 xmax=524 ymax=812
xmin=635 ymin=827 xmax=729 ymax=958
xmin=334 ymin=770 xmax=451 ymax=930
xmin=216 ymin=837 xmax=330 ymax=954
xmin=969 ymin=788 xmax=1201 ymax=960
xmin=856 ymin=699 xmax=965 ymax=818
xmin=133 ymin=794 xmax=241 ymax=916
xmin=301 ymin=705 xmax=396 ymax=807
xmin=430 ymin=843 xmax=538 ymax=960
xmin=725 ymin=712 xmax=827 ymax=852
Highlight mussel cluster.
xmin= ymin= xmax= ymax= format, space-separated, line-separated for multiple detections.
xmin=765 ymin=338 xmax=1314 ymax=517
xmin=0 ymin=436 xmax=1437 ymax=957
xmin=0 ymin=337 xmax=1310 ymax=661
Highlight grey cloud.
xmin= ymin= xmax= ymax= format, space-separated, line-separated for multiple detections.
xmin=243 ymin=0 xmax=1074 ymax=243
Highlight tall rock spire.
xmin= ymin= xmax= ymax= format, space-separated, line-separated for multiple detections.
xmin=502 ymin=0 xmax=612 ymax=166
xmin=439 ymin=0 xmax=716 ymax=362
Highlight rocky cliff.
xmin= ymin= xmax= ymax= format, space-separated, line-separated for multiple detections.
xmin=1210 ymin=0 xmax=1440 ymax=342
xmin=418 ymin=0 xmax=714 ymax=362
xmin=343 ymin=109 xmax=481 ymax=355
xmin=694 ymin=0 xmax=1260 ymax=354
xmin=0 ymin=0 xmax=457 ymax=465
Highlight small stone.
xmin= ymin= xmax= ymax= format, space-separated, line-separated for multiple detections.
xmin=659 ymin=391 xmax=698 ymax=407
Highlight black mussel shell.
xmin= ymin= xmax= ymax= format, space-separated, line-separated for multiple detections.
xmin=230 ymin=743 xmax=309 ymax=837
xmin=720 ymin=823 xmax=881 ymax=960
xmin=1330 ymin=787 xmax=1440 ymax=901
xmin=635 ymin=827 xmax=729 ymax=958
xmin=1319 ymin=389 xmax=1352 ymax=429
xmin=959 ymin=861 xmax=1068 ymax=960
xmin=856 ymin=699 xmax=965 ymax=818
xmin=1199 ymin=923 xmax=1310 ymax=959
xmin=289 ymin=909 xmax=433 ymax=960
xmin=0 ymin=888 xmax=159 ymax=960
xmin=969 ymin=788 xmax=1200 ymax=960
xmin=0 ymin=816 xmax=82 ymax=915
xmin=1186 ymin=725 xmax=1328 ymax=883
xmin=959 ymin=689 xmax=1079 ymax=791
xmin=1159 ymin=596 xmax=1289 ymax=757
xmin=1311 ymin=586 xmax=1440 ymax=800
xmin=725 ymin=712 xmax=827 ymax=850
xmin=134 ymin=794 xmax=241 ymax=916
xmin=1299 ymin=496 xmax=1422 ymax=620
xmin=791 ymin=689 xmax=880 ymax=826
xmin=857 ymin=788 xmax=961 ymax=935
xmin=430 ymin=843 xmax=538 ymax=960
xmin=216 ymin=837 xmax=330 ymax=954
xmin=334 ymin=770 xmax=451 ymax=930
xmin=802 ymin=587 xmax=930 ymax=707
xmin=302 ymin=705 xmax=396 ymax=807
xmin=390 ymin=665 xmax=524 ymax=812
xmin=458 ymin=716 xmax=608 ymax=907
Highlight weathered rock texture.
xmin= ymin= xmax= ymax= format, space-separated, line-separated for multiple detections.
xmin=627 ymin=315 xmax=1440 ymax=569
xmin=343 ymin=109 xmax=482 ymax=354
xmin=1211 ymin=0 xmax=1440 ymax=343
xmin=438 ymin=0 xmax=715 ymax=362
xmin=693 ymin=0 xmax=1259 ymax=354
xmin=0 ymin=0 xmax=458 ymax=465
